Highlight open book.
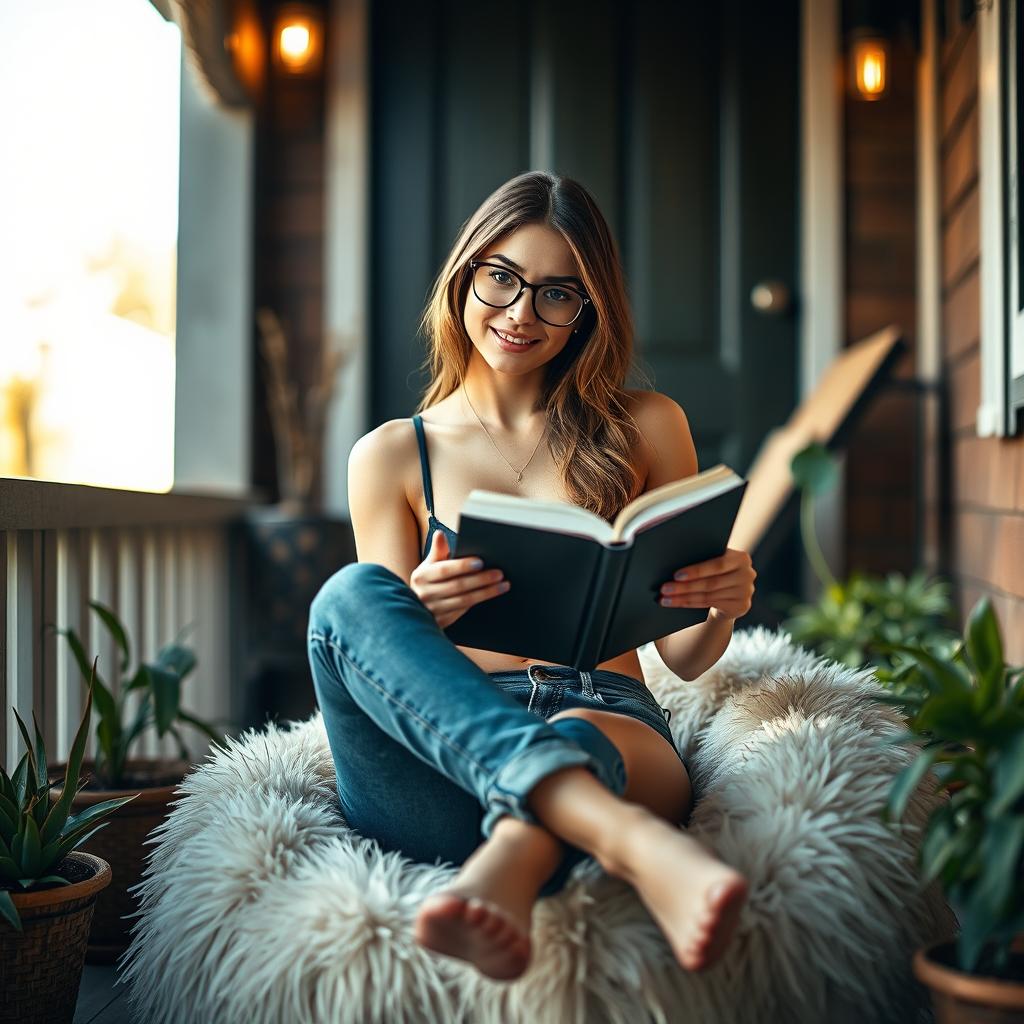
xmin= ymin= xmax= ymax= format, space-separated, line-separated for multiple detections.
xmin=443 ymin=465 xmax=747 ymax=669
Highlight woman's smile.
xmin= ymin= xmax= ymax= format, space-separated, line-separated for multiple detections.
xmin=490 ymin=326 xmax=542 ymax=352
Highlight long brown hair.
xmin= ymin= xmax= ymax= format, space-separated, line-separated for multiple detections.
xmin=415 ymin=171 xmax=653 ymax=521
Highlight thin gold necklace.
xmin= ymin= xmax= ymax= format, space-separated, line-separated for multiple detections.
xmin=461 ymin=381 xmax=547 ymax=484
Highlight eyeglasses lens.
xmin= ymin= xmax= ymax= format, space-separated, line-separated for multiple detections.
xmin=472 ymin=264 xmax=582 ymax=327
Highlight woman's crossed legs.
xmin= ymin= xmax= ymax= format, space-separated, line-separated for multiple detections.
xmin=308 ymin=562 xmax=748 ymax=982
xmin=415 ymin=707 xmax=748 ymax=980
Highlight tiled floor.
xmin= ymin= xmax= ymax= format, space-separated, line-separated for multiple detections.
xmin=75 ymin=964 xmax=132 ymax=1023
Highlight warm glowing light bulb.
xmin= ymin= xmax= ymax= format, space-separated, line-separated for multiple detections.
xmin=279 ymin=23 xmax=311 ymax=66
xmin=850 ymin=35 xmax=889 ymax=101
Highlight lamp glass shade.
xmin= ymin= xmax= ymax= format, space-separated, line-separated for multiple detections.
xmin=850 ymin=35 xmax=889 ymax=101
xmin=273 ymin=5 xmax=322 ymax=75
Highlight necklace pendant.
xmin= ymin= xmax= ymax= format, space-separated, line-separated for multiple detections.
xmin=516 ymin=471 xmax=523 ymax=483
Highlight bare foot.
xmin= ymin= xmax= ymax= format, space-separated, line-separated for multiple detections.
xmin=604 ymin=808 xmax=749 ymax=972
xmin=415 ymin=890 xmax=531 ymax=981
xmin=413 ymin=818 xmax=560 ymax=981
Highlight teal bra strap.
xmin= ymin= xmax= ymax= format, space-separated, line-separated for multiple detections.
xmin=411 ymin=415 xmax=434 ymax=516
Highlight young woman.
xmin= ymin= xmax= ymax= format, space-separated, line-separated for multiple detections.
xmin=307 ymin=171 xmax=756 ymax=983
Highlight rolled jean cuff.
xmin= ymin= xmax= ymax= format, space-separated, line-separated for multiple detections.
xmin=481 ymin=736 xmax=626 ymax=838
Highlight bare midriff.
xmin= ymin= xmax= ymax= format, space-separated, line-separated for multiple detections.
xmin=453 ymin=643 xmax=645 ymax=680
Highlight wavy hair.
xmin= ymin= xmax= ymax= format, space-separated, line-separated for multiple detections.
xmin=414 ymin=171 xmax=653 ymax=521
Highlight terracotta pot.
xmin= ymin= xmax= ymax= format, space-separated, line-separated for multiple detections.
xmin=48 ymin=757 xmax=191 ymax=964
xmin=0 ymin=851 xmax=111 ymax=1024
xmin=914 ymin=937 xmax=1024 ymax=1023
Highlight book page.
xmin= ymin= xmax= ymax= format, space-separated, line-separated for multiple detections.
xmin=610 ymin=465 xmax=739 ymax=542
xmin=461 ymin=490 xmax=614 ymax=543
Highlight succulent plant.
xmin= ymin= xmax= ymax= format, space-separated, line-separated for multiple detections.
xmin=0 ymin=659 xmax=137 ymax=931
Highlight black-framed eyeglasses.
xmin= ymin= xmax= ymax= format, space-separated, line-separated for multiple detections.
xmin=468 ymin=260 xmax=591 ymax=328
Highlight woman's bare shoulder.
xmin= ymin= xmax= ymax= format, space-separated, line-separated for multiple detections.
xmin=623 ymin=389 xmax=698 ymax=486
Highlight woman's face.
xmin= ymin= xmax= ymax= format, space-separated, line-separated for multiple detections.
xmin=463 ymin=223 xmax=586 ymax=375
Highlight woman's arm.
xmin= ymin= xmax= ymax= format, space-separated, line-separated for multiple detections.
xmin=629 ymin=391 xmax=755 ymax=681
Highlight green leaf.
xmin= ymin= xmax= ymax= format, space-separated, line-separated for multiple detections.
xmin=123 ymin=666 xmax=150 ymax=693
xmin=0 ymin=889 xmax=22 ymax=931
xmin=991 ymin=731 xmax=1024 ymax=816
xmin=965 ymin=596 xmax=1002 ymax=672
xmin=123 ymin=692 xmax=153 ymax=750
xmin=11 ymin=754 xmax=29 ymax=808
xmin=790 ymin=443 xmax=839 ymax=496
xmin=41 ymin=677 xmax=94 ymax=846
xmin=48 ymin=822 xmax=111 ymax=867
xmin=149 ymin=665 xmax=181 ymax=735
xmin=884 ymin=745 xmax=946 ymax=823
xmin=974 ymin=814 xmax=1024 ymax=921
xmin=155 ymin=642 xmax=196 ymax=682
xmin=176 ymin=709 xmax=225 ymax=750
xmin=18 ymin=815 xmax=41 ymax=878
xmin=61 ymin=794 xmax=138 ymax=839
xmin=56 ymin=627 xmax=107 ymax=693
xmin=88 ymin=601 xmax=131 ymax=673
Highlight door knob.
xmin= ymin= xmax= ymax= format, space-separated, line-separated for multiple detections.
xmin=750 ymin=280 xmax=791 ymax=316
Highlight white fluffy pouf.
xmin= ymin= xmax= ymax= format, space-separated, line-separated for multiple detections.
xmin=120 ymin=628 xmax=955 ymax=1024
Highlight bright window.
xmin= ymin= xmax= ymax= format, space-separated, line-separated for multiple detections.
xmin=0 ymin=0 xmax=181 ymax=490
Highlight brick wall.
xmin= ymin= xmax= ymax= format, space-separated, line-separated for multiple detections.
xmin=939 ymin=5 xmax=1024 ymax=662
xmin=843 ymin=30 xmax=920 ymax=576
xmin=251 ymin=0 xmax=328 ymax=505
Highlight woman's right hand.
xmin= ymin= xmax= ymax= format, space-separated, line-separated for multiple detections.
xmin=409 ymin=531 xmax=510 ymax=629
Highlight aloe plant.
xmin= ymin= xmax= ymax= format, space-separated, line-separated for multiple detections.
xmin=877 ymin=597 xmax=1024 ymax=977
xmin=51 ymin=601 xmax=226 ymax=788
xmin=0 ymin=660 xmax=137 ymax=931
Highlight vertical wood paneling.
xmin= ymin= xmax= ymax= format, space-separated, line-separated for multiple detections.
xmin=141 ymin=529 xmax=160 ymax=759
xmin=87 ymin=529 xmax=118 ymax=696
xmin=191 ymin=528 xmax=229 ymax=763
xmin=5 ymin=522 xmax=235 ymax=773
xmin=6 ymin=532 xmax=35 ymax=774
xmin=56 ymin=529 xmax=87 ymax=761
xmin=117 ymin=529 xmax=143 ymax=766
xmin=158 ymin=530 xmax=179 ymax=760
xmin=40 ymin=530 xmax=59 ymax=757
xmin=0 ymin=534 xmax=7 ymax=769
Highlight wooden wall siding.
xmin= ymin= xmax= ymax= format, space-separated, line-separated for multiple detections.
xmin=843 ymin=31 xmax=920 ymax=576
xmin=2 ymin=525 xmax=231 ymax=775
xmin=939 ymin=7 xmax=1024 ymax=663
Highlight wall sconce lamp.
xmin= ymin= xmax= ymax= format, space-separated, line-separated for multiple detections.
xmin=272 ymin=3 xmax=323 ymax=76
xmin=849 ymin=28 xmax=890 ymax=101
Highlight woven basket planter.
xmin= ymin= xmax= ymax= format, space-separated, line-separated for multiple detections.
xmin=49 ymin=758 xmax=190 ymax=964
xmin=0 ymin=851 xmax=111 ymax=1024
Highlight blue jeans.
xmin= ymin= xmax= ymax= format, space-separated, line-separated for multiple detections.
xmin=307 ymin=561 xmax=680 ymax=898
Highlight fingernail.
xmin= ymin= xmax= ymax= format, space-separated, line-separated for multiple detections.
xmin=470 ymin=558 xmax=484 ymax=570
xmin=674 ymin=571 xmax=688 ymax=581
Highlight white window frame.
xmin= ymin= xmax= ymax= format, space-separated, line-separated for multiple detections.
xmin=978 ymin=0 xmax=1024 ymax=435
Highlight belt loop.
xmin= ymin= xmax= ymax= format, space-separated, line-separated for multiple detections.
xmin=579 ymin=670 xmax=607 ymax=703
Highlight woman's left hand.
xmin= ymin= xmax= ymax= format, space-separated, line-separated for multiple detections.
xmin=657 ymin=547 xmax=756 ymax=622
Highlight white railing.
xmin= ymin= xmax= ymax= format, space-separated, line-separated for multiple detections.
xmin=2 ymin=479 xmax=254 ymax=775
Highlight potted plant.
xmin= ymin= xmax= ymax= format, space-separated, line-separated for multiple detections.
xmin=878 ymin=597 xmax=1024 ymax=1020
xmin=239 ymin=309 xmax=355 ymax=727
xmin=48 ymin=601 xmax=228 ymax=962
xmin=1 ymin=663 xmax=136 ymax=1024
xmin=783 ymin=442 xmax=957 ymax=676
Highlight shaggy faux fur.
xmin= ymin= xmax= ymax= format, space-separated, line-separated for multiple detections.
xmin=119 ymin=629 xmax=955 ymax=1023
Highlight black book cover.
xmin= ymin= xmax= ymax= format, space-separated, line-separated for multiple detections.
xmin=443 ymin=481 xmax=747 ymax=670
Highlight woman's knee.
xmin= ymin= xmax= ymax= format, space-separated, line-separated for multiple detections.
xmin=308 ymin=561 xmax=401 ymax=637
